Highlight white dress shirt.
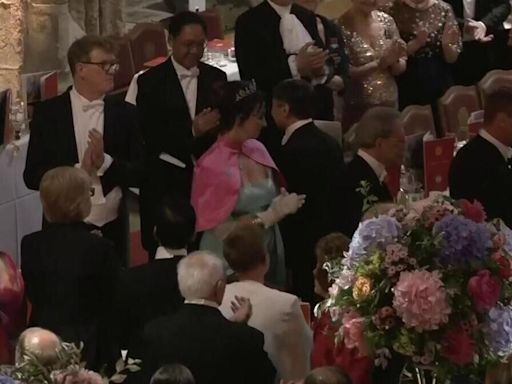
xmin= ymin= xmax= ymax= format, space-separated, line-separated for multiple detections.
xmin=220 ymin=280 xmax=312 ymax=381
xmin=184 ymin=299 xmax=219 ymax=308
xmin=463 ymin=0 xmax=476 ymax=19
xmin=479 ymin=129 xmax=512 ymax=160
xmin=154 ymin=246 xmax=188 ymax=260
xmin=357 ymin=149 xmax=387 ymax=182
xmin=281 ymin=118 xmax=313 ymax=145
xmin=172 ymin=56 xmax=199 ymax=120
xmin=69 ymin=88 xmax=122 ymax=227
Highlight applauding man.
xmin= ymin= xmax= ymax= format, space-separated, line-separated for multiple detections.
xmin=136 ymin=11 xmax=227 ymax=256
xmin=24 ymin=35 xmax=143 ymax=266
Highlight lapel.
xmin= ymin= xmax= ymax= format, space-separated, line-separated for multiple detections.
xmin=61 ymin=92 xmax=79 ymax=164
xmin=165 ymin=58 xmax=192 ymax=124
xmin=195 ymin=64 xmax=208 ymax=115
xmin=291 ymin=4 xmax=324 ymax=49
xmin=103 ymin=99 xmax=115 ymax=154
xmin=260 ymin=1 xmax=286 ymax=49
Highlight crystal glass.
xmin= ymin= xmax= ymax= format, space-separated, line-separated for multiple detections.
xmin=9 ymin=98 xmax=27 ymax=140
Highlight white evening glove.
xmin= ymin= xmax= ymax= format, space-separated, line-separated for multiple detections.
xmin=257 ymin=188 xmax=306 ymax=228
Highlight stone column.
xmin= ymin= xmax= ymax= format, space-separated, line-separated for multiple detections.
xmin=0 ymin=0 xmax=25 ymax=94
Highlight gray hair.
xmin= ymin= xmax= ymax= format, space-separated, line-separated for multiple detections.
xmin=177 ymin=251 xmax=225 ymax=300
xmin=353 ymin=107 xmax=401 ymax=149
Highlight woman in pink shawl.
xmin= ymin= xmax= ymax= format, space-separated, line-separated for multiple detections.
xmin=191 ymin=81 xmax=305 ymax=287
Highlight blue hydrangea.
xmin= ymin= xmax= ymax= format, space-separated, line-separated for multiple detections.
xmin=500 ymin=222 xmax=512 ymax=255
xmin=433 ymin=215 xmax=491 ymax=266
xmin=345 ymin=216 xmax=402 ymax=269
xmin=485 ymin=305 xmax=512 ymax=357
xmin=0 ymin=376 xmax=15 ymax=384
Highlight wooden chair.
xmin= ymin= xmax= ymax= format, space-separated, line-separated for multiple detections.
xmin=314 ymin=120 xmax=343 ymax=147
xmin=127 ymin=23 xmax=169 ymax=72
xmin=438 ymin=85 xmax=481 ymax=137
xmin=111 ymin=37 xmax=135 ymax=94
xmin=478 ymin=69 xmax=512 ymax=105
xmin=199 ymin=9 xmax=224 ymax=40
xmin=399 ymin=105 xmax=435 ymax=137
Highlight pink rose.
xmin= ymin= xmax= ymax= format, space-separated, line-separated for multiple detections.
xmin=467 ymin=270 xmax=501 ymax=313
xmin=492 ymin=252 xmax=512 ymax=280
xmin=343 ymin=317 xmax=369 ymax=357
xmin=441 ymin=327 xmax=475 ymax=366
xmin=493 ymin=233 xmax=506 ymax=249
xmin=459 ymin=199 xmax=487 ymax=223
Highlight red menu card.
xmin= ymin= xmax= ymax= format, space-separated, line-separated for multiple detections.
xmin=40 ymin=71 xmax=58 ymax=100
xmin=385 ymin=165 xmax=401 ymax=199
xmin=423 ymin=137 xmax=456 ymax=195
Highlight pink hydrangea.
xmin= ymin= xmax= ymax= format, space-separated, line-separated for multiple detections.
xmin=52 ymin=369 xmax=103 ymax=384
xmin=393 ymin=270 xmax=451 ymax=331
xmin=342 ymin=316 xmax=370 ymax=357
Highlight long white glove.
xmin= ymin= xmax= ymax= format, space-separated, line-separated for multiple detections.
xmin=257 ymin=188 xmax=306 ymax=228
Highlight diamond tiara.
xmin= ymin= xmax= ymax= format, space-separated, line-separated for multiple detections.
xmin=235 ymin=79 xmax=257 ymax=102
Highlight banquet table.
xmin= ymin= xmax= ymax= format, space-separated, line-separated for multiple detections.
xmin=125 ymin=58 xmax=240 ymax=105
xmin=0 ymin=135 xmax=42 ymax=265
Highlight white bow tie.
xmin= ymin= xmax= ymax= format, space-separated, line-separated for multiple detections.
xmin=82 ymin=100 xmax=104 ymax=112
xmin=179 ymin=67 xmax=200 ymax=80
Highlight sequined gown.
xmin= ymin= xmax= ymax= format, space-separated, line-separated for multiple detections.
xmin=339 ymin=11 xmax=403 ymax=130
xmin=387 ymin=0 xmax=461 ymax=110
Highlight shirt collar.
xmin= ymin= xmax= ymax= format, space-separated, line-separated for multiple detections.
xmin=267 ymin=0 xmax=292 ymax=17
xmin=357 ymin=149 xmax=387 ymax=182
xmin=479 ymin=129 xmax=512 ymax=160
xmin=281 ymin=118 xmax=313 ymax=145
xmin=70 ymin=87 xmax=105 ymax=106
xmin=184 ymin=299 xmax=219 ymax=308
xmin=154 ymin=246 xmax=187 ymax=260
xmin=171 ymin=56 xmax=199 ymax=77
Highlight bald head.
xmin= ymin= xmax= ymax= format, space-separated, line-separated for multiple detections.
xmin=16 ymin=327 xmax=61 ymax=366
xmin=304 ymin=367 xmax=352 ymax=384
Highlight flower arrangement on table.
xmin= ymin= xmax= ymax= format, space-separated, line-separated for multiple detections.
xmin=0 ymin=342 xmax=140 ymax=384
xmin=324 ymin=197 xmax=512 ymax=381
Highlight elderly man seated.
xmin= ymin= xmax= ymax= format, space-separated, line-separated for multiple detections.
xmin=139 ymin=251 xmax=275 ymax=384
xmin=344 ymin=107 xmax=405 ymax=235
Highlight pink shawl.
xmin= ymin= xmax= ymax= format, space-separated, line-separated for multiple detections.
xmin=191 ymin=136 xmax=283 ymax=232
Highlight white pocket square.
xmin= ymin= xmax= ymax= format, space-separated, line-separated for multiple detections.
xmin=159 ymin=152 xmax=187 ymax=169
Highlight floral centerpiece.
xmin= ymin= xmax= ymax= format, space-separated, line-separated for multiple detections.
xmin=0 ymin=342 xmax=140 ymax=384
xmin=324 ymin=197 xmax=512 ymax=382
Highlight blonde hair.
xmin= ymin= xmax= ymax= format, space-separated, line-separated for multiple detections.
xmin=40 ymin=167 xmax=92 ymax=223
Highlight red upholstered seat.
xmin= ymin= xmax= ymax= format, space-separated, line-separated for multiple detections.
xmin=438 ymin=85 xmax=481 ymax=138
xmin=127 ymin=23 xmax=169 ymax=72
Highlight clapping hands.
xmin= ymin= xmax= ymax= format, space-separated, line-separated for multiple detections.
xmin=81 ymin=129 xmax=104 ymax=176
xmin=193 ymin=108 xmax=221 ymax=136
xmin=297 ymin=42 xmax=329 ymax=78
xmin=464 ymin=19 xmax=493 ymax=43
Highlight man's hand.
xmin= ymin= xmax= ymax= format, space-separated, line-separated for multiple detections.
xmin=465 ymin=19 xmax=493 ymax=42
xmin=296 ymin=42 xmax=328 ymax=78
xmin=193 ymin=108 xmax=220 ymax=136
xmin=88 ymin=129 xmax=105 ymax=170
xmin=230 ymin=296 xmax=252 ymax=323
xmin=81 ymin=146 xmax=95 ymax=176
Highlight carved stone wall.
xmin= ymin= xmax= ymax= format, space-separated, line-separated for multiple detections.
xmin=0 ymin=0 xmax=24 ymax=94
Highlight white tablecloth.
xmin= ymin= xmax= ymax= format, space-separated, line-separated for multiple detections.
xmin=0 ymin=135 xmax=42 ymax=264
xmin=125 ymin=59 xmax=240 ymax=105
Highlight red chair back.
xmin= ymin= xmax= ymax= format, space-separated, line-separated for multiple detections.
xmin=112 ymin=37 xmax=135 ymax=91
xmin=128 ymin=23 xmax=168 ymax=72
xmin=399 ymin=105 xmax=435 ymax=137
xmin=199 ymin=9 xmax=224 ymax=40
xmin=438 ymin=85 xmax=481 ymax=137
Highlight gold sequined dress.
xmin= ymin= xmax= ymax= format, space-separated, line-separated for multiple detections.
xmin=339 ymin=11 xmax=403 ymax=130
xmin=387 ymin=0 xmax=461 ymax=109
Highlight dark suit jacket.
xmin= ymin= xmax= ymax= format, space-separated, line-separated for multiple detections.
xmin=277 ymin=122 xmax=346 ymax=302
xmin=114 ymin=257 xmax=184 ymax=358
xmin=450 ymin=134 xmax=512 ymax=227
xmin=345 ymin=154 xmax=393 ymax=236
xmin=138 ymin=304 xmax=275 ymax=384
xmin=21 ymin=222 xmax=120 ymax=369
xmin=23 ymin=91 xmax=143 ymax=195
xmin=136 ymin=59 xmax=227 ymax=252
xmin=235 ymin=2 xmax=349 ymax=121
xmin=445 ymin=0 xmax=511 ymax=32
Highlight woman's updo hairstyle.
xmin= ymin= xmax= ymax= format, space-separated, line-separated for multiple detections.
xmin=217 ymin=80 xmax=265 ymax=133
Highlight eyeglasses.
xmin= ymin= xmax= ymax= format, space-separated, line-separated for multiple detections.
xmin=80 ymin=61 xmax=120 ymax=75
